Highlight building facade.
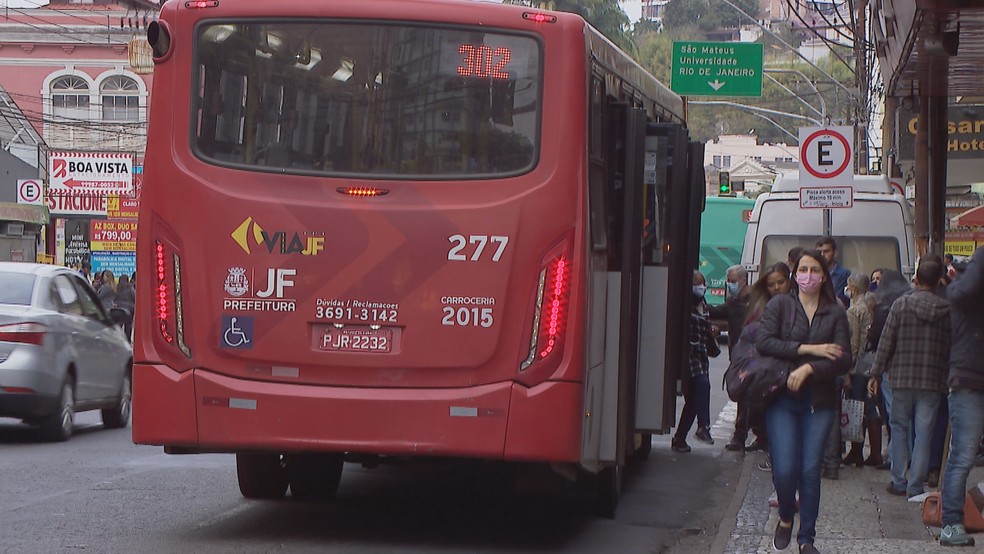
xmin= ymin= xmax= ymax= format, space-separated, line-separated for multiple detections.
xmin=0 ymin=0 xmax=155 ymax=270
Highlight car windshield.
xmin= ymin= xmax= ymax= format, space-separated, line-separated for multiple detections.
xmin=0 ymin=273 xmax=36 ymax=305
xmin=193 ymin=21 xmax=541 ymax=178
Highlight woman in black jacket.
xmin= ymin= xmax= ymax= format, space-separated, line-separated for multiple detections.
xmin=756 ymin=250 xmax=851 ymax=554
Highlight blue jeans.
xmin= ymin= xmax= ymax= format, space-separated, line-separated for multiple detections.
xmin=676 ymin=373 xmax=711 ymax=439
xmin=889 ymin=389 xmax=942 ymax=496
xmin=942 ymin=389 xmax=984 ymax=526
xmin=767 ymin=393 xmax=836 ymax=546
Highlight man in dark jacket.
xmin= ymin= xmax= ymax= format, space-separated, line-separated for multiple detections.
xmin=816 ymin=237 xmax=851 ymax=307
xmin=867 ymin=259 xmax=950 ymax=499
xmin=711 ymin=265 xmax=766 ymax=452
xmin=939 ymin=246 xmax=984 ymax=547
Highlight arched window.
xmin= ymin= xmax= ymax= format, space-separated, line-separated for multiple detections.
xmin=51 ymin=76 xmax=90 ymax=119
xmin=101 ymin=75 xmax=139 ymax=121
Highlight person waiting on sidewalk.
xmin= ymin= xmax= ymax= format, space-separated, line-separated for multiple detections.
xmin=711 ymin=265 xmax=762 ymax=452
xmin=867 ymin=270 xmax=912 ymax=470
xmin=672 ymin=271 xmax=721 ymax=453
xmin=842 ymin=273 xmax=875 ymax=468
xmin=756 ymin=250 xmax=851 ymax=554
xmin=816 ymin=237 xmax=851 ymax=307
xmin=866 ymin=259 xmax=950 ymax=500
xmin=739 ymin=263 xmax=792 ymax=469
xmin=938 ymin=246 xmax=984 ymax=547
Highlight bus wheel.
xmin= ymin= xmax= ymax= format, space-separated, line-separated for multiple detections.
xmin=236 ymin=453 xmax=288 ymax=499
xmin=287 ymin=453 xmax=344 ymax=501
xmin=595 ymin=464 xmax=622 ymax=518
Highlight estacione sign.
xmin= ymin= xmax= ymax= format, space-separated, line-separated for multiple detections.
xmin=49 ymin=151 xmax=134 ymax=196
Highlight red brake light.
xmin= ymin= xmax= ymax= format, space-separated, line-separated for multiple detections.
xmin=538 ymin=256 xmax=570 ymax=359
xmin=0 ymin=323 xmax=48 ymax=346
xmin=522 ymin=12 xmax=557 ymax=24
xmin=155 ymin=241 xmax=174 ymax=344
xmin=520 ymin=250 xmax=572 ymax=372
xmin=337 ymin=187 xmax=388 ymax=197
xmin=185 ymin=0 xmax=219 ymax=8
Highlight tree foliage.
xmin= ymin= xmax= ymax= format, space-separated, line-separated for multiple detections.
xmin=502 ymin=0 xmax=634 ymax=53
xmin=662 ymin=0 xmax=760 ymax=32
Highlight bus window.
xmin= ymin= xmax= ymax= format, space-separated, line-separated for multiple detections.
xmin=193 ymin=22 xmax=541 ymax=177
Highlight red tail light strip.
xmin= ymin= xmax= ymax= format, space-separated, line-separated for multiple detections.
xmin=155 ymin=240 xmax=191 ymax=357
xmin=519 ymin=255 xmax=571 ymax=371
xmin=0 ymin=322 xmax=47 ymax=346
xmin=155 ymin=241 xmax=173 ymax=344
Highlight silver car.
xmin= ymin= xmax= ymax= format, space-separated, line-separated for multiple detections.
xmin=0 ymin=262 xmax=132 ymax=441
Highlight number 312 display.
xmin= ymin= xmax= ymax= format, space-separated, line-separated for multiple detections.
xmin=457 ymin=45 xmax=511 ymax=80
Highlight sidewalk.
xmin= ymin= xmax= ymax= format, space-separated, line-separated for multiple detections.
xmin=709 ymin=403 xmax=984 ymax=553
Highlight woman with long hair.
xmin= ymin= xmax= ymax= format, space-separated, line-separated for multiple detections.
xmin=842 ymin=272 xmax=875 ymax=467
xmin=756 ymin=250 xmax=851 ymax=554
xmin=97 ymin=269 xmax=117 ymax=314
xmin=745 ymin=262 xmax=792 ymax=325
xmin=735 ymin=262 xmax=792 ymax=460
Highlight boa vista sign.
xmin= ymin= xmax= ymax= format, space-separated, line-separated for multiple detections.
xmin=48 ymin=151 xmax=134 ymax=196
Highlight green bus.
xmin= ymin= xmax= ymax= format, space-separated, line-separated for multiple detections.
xmin=699 ymin=196 xmax=755 ymax=306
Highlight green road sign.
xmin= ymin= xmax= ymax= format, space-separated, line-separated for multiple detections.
xmin=671 ymin=41 xmax=763 ymax=97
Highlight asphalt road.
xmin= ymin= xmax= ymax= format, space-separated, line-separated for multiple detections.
xmin=0 ymin=351 xmax=737 ymax=553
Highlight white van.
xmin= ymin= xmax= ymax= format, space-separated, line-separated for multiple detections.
xmin=741 ymin=172 xmax=916 ymax=284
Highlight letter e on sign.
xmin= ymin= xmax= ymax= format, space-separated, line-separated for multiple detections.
xmin=798 ymin=126 xmax=854 ymax=187
xmin=17 ymin=180 xmax=43 ymax=205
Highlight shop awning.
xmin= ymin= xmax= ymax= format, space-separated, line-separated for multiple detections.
xmin=952 ymin=204 xmax=984 ymax=227
xmin=0 ymin=202 xmax=49 ymax=225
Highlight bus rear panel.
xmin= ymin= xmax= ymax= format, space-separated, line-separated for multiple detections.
xmin=135 ymin=2 xmax=591 ymax=463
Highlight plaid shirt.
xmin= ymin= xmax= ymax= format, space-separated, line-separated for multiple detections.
xmin=870 ymin=290 xmax=951 ymax=392
xmin=688 ymin=302 xmax=721 ymax=377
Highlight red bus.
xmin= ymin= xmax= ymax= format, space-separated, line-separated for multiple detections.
xmin=135 ymin=0 xmax=705 ymax=513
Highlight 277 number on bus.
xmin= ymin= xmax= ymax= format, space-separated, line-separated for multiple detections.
xmin=447 ymin=234 xmax=509 ymax=262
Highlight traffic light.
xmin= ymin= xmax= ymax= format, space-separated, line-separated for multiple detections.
xmin=719 ymin=171 xmax=732 ymax=196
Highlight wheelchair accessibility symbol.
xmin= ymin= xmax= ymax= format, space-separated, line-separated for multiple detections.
xmin=221 ymin=315 xmax=254 ymax=349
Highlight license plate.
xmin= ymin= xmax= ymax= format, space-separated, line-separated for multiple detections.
xmin=315 ymin=326 xmax=393 ymax=353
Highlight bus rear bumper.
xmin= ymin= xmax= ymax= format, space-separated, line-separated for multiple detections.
xmin=132 ymin=363 xmax=581 ymax=461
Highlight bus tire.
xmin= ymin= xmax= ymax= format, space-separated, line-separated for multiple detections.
xmin=596 ymin=464 xmax=622 ymax=518
xmin=41 ymin=377 xmax=74 ymax=442
xmin=236 ymin=453 xmax=289 ymax=499
xmin=287 ymin=453 xmax=344 ymax=501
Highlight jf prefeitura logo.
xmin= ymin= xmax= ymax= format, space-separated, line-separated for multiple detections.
xmin=231 ymin=216 xmax=325 ymax=256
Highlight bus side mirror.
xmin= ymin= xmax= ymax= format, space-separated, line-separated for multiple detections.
xmin=148 ymin=21 xmax=172 ymax=60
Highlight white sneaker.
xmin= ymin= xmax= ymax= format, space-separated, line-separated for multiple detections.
xmin=907 ymin=492 xmax=931 ymax=503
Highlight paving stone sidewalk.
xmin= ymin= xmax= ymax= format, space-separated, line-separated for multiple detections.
xmin=719 ymin=447 xmax=984 ymax=553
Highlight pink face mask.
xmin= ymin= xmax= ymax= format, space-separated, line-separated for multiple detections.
xmin=796 ymin=272 xmax=823 ymax=294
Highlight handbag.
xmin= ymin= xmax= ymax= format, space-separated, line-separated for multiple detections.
xmin=840 ymin=393 xmax=865 ymax=443
xmin=853 ymin=350 xmax=875 ymax=378
xmin=723 ymin=298 xmax=797 ymax=406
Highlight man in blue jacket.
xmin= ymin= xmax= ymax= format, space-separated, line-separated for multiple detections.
xmin=939 ymin=246 xmax=984 ymax=547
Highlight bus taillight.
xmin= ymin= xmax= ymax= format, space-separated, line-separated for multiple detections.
xmin=155 ymin=240 xmax=191 ymax=357
xmin=520 ymin=254 xmax=571 ymax=371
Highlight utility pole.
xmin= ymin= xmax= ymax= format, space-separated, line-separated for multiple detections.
xmin=855 ymin=0 xmax=869 ymax=174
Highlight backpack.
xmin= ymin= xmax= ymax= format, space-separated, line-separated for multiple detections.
xmin=723 ymin=298 xmax=797 ymax=406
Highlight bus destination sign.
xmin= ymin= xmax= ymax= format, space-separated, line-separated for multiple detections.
xmin=671 ymin=41 xmax=763 ymax=97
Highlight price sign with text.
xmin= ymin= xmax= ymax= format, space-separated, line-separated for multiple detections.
xmin=90 ymin=220 xmax=137 ymax=251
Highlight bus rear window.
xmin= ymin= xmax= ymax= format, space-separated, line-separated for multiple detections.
xmin=193 ymin=22 xmax=540 ymax=178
